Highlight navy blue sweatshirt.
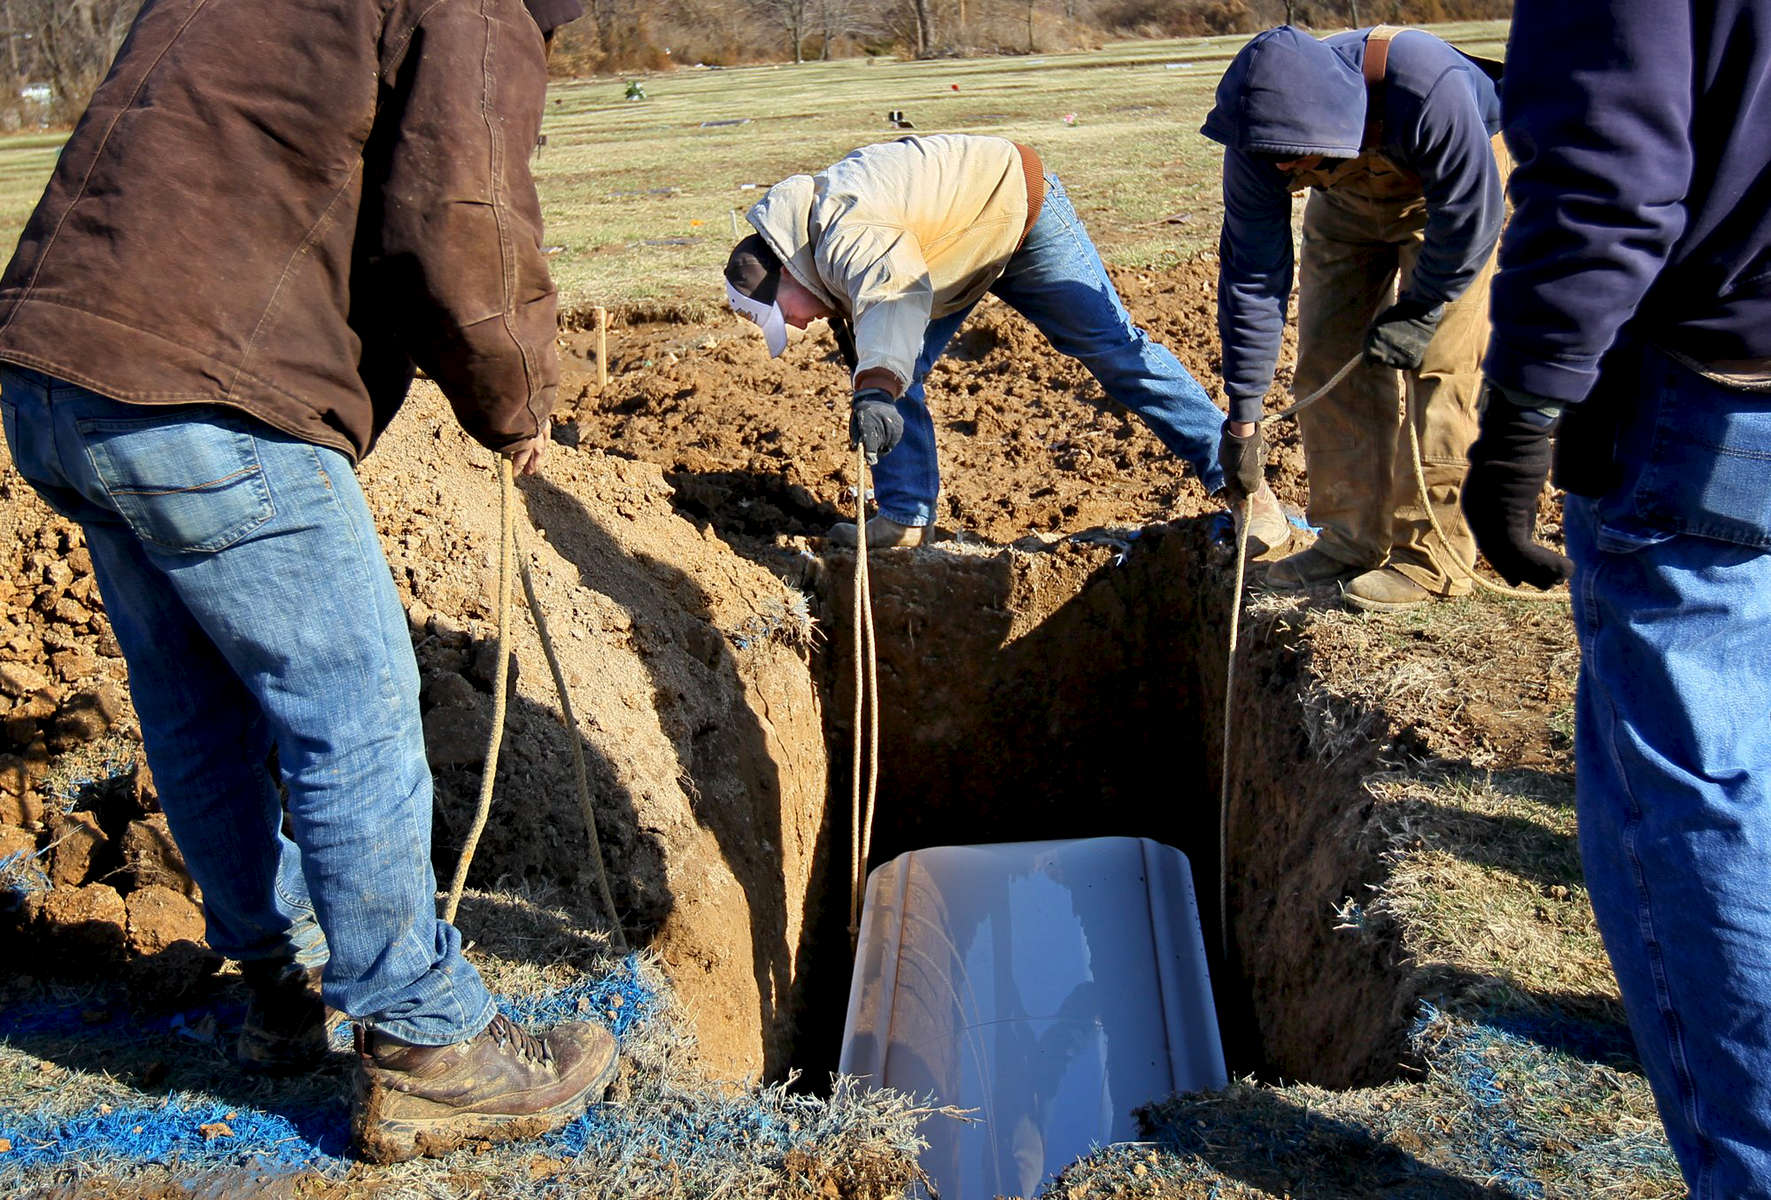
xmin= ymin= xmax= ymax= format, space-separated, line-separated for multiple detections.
xmin=1485 ymin=0 xmax=1771 ymax=405
xmin=1202 ymin=26 xmax=1503 ymax=424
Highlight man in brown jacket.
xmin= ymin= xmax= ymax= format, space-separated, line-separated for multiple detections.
xmin=0 ymin=0 xmax=614 ymax=1162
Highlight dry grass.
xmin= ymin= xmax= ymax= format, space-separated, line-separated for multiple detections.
xmin=0 ymin=24 xmax=1511 ymax=317
xmin=1361 ymin=768 xmax=1616 ymax=1011
xmin=0 ymin=883 xmax=935 ymax=1200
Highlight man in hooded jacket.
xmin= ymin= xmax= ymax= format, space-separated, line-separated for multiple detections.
xmin=723 ymin=133 xmax=1289 ymax=550
xmin=1203 ymin=25 xmax=1506 ymax=610
xmin=0 ymin=0 xmax=616 ymax=1163
xmin=1468 ymin=0 xmax=1771 ymax=1190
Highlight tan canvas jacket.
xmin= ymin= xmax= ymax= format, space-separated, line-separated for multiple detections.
xmin=746 ymin=135 xmax=1035 ymax=389
xmin=0 ymin=0 xmax=557 ymax=462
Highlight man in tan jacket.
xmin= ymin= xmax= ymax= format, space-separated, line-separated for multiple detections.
xmin=724 ymin=133 xmax=1286 ymax=549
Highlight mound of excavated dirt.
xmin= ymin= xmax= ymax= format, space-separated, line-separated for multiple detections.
xmin=358 ymin=385 xmax=835 ymax=1081
xmin=0 ymin=381 xmax=836 ymax=1081
xmin=558 ymin=260 xmax=1309 ymax=547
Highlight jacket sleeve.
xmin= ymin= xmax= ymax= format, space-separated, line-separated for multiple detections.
xmin=1400 ymin=74 xmax=1505 ymax=311
xmin=1216 ymin=148 xmax=1294 ymax=425
xmin=816 ymin=221 xmax=935 ymax=391
xmin=376 ymin=0 xmax=558 ymax=451
xmin=1483 ymin=0 xmax=1694 ymax=404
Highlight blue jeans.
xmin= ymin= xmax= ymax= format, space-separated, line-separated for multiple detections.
xmin=1566 ymin=347 xmax=1771 ymax=1196
xmin=870 ymin=176 xmax=1226 ymax=526
xmin=0 ymin=367 xmax=494 ymax=1046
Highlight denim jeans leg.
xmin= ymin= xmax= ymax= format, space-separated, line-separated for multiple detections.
xmin=87 ymin=523 xmax=329 ymax=967
xmin=991 ymin=177 xmax=1225 ymax=492
xmin=2 ymin=370 xmax=493 ymax=1045
xmin=1567 ymin=494 xmax=1771 ymax=1197
xmin=2 ymin=369 xmax=323 ymax=966
xmin=871 ymin=306 xmax=972 ymax=527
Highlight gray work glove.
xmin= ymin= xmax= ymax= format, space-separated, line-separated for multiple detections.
xmin=1364 ymin=300 xmax=1445 ymax=371
xmin=1216 ymin=420 xmax=1266 ymax=501
xmin=849 ymin=388 xmax=903 ymax=464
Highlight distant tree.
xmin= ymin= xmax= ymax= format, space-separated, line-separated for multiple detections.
xmin=753 ymin=0 xmax=813 ymax=61
xmin=3 ymin=0 xmax=138 ymax=122
xmin=909 ymin=0 xmax=935 ymax=55
xmin=814 ymin=0 xmax=878 ymax=59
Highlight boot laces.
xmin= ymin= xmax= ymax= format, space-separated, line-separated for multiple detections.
xmin=487 ymin=1014 xmax=553 ymax=1069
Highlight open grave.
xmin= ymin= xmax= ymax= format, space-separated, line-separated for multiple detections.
xmin=0 ymin=262 xmax=1674 ymax=1197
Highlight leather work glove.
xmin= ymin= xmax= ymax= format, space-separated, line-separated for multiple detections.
xmin=1216 ymin=420 xmax=1266 ymax=501
xmin=1364 ymin=300 xmax=1445 ymax=371
xmin=1462 ymin=382 xmax=1574 ymax=589
xmin=848 ymin=388 xmax=904 ymax=465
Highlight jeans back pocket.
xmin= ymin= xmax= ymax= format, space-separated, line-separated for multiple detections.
xmin=78 ymin=410 xmax=274 ymax=553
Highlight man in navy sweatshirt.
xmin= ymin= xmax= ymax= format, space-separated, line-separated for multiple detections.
xmin=1469 ymin=1 xmax=1771 ymax=1191
xmin=1202 ymin=25 xmax=1505 ymax=611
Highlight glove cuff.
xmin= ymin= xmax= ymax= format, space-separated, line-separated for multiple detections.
xmin=853 ymin=387 xmax=896 ymax=407
xmin=1387 ymin=296 xmax=1446 ymax=326
xmin=1485 ymin=381 xmax=1564 ymax=430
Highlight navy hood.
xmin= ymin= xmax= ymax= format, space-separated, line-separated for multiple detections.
xmin=1202 ymin=26 xmax=1366 ymax=159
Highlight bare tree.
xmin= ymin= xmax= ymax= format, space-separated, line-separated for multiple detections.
xmin=815 ymin=0 xmax=877 ymax=59
xmin=5 ymin=0 xmax=138 ymax=121
xmin=908 ymin=0 xmax=935 ymax=56
xmin=751 ymin=0 xmax=813 ymax=61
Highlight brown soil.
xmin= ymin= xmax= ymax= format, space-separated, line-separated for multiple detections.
xmin=557 ymin=260 xmax=1309 ymax=546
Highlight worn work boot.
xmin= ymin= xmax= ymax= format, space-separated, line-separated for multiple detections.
xmin=238 ymin=961 xmax=343 ymax=1075
xmin=825 ymin=514 xmax=927 ymax=550
xmin=1342 ymin=566 xmax=1449 ymax=613
xmin=1265 ymin=545 xmax=1364 ymax=590
xmin=351 ymin=1013 xmax=619 ymax=1163
xmin=1238 ymin=483 xmax=1292 ymax=558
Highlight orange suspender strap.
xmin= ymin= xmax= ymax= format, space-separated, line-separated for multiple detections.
xmin=1362 ymin=25 xmax=1403 ymax=152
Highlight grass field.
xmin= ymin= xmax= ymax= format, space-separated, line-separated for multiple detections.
xmin=0 ymin=23 xmax=1510 ymax=316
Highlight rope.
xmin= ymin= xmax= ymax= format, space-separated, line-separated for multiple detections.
xmin=443 ymin=457 xmax=516 ymax=925
xmin=849 ymin=445 xmax=881 ymax=949
xmin=1217 ymin=496 xmax=1249 ymax=959
xmin=1268 ymin=352 xmax=1567 ymax=603
xmin=1404 ymin=410 xmax=1567 ymax=603
xmin=1270 ymin=354 xmax=1363 ymax=421
xmin=1216 ymin=352 xmax=1566 ymax=952
xmin=517 ymin=538 xmax=629 ymax=951
xmin=443 ymin=457 xmax=629 ymax=952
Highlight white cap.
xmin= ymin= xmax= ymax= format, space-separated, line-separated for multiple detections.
xmin=725 ymin=278 xmax=789 ymax=357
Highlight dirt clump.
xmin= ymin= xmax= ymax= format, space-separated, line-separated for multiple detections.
xmin=123 ymin=884 xmax=205 ymax=956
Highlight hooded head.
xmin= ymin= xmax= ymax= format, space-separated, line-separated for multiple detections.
xmin=1200 ymin=26 xmax=1366 ymax=160
xmin=724 ymin=234 xmax=790 ymax=357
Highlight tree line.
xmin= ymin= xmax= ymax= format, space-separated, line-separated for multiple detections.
xmin=0 ymin=0 xmax=1509 ymax=125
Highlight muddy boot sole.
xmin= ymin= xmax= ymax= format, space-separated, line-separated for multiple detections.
xmin=352 ymin=1035 xmax=619 ymax=1164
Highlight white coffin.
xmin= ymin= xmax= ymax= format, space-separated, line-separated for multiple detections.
xmin=839 ymin=837 xmax=1227 ymax=1199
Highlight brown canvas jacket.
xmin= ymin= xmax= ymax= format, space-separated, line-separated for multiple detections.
xmin=0 ymin=0 xmax=558 ymax=462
